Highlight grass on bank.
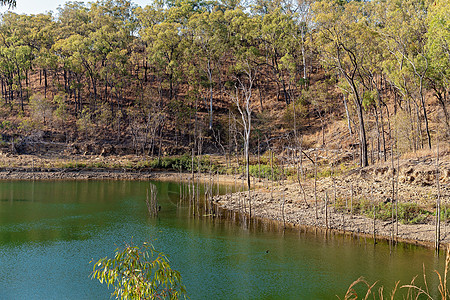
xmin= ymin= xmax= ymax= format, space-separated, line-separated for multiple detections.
xmin=334 ymin=198 xmax=450 ymax=225
xmin=3 ymin=151 xmax=355 ymax=183
xmin=59 ymin=154 xmax=222 ymax=173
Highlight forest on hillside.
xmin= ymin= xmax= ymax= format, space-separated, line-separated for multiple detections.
xmin=0 ymin=0 xmax=448 ymax=167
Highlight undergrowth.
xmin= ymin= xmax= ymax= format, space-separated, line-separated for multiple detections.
xmin=248 ymin=164 xmax=281 ymax=181
xmin=137 ymin=155 xmax=220 ymax=172
xmin=61 ymin=154 xmax=221 ymax=172
xmin=334 ymin=198 xmax=432 ymax=224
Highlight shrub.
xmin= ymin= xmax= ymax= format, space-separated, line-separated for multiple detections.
xmin=147 ymin=155 xmax=219 ymax=173
xmin=30 ymin=93 xmax=53 ymax=125
xmin=248 ymin=164 xmax=281 ymax=180
xmin=76 ymin=108 xmax=94 ymax=136
xmin=0 ymin=120 xmax=12 ymax=130
xmin=53 ymin=93 xmax=68 ymax=123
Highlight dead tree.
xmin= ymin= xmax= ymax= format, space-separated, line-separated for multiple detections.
xmin=314 ymin=152 xmax=318 ymax=220
xmin=436 ymin=139 xmax=441 ymax=251
xmin=145 ymin=184 xmax=158 ymax=217
xmin=229 ymin=63 xmax=255 ymax=218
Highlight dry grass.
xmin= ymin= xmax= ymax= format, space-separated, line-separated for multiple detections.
xmin=400 ymin=145 xmax=450 ymax=161
xmin=340 ymin=246 xmax=450 ymax=299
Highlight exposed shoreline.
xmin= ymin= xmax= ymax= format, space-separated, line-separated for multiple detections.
xmin=1 ymin=155 xmax=449 ymax=249
xmin=213 ymin=186 xmax=447 ymax=249
xmin=0 ymin=168 xmax=243 ymax=184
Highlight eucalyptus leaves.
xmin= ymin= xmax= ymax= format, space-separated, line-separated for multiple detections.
xmin=91 ymin=242 xmax=186 ymax=300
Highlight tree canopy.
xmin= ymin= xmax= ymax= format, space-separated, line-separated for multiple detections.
xmin=0 ymin=0 xmax=448 ymax=165
xmin=0 ymin=0 xmax=15 ymax=8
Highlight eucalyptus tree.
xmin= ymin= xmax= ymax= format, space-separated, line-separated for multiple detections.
xmin=0 ymin=0 xmax=15 ymax=8
xmin=70 ymin=34 xmax=100 ymax=110
xmin=53 ymin=1 xmax=133 ymax=114
xmin=0 ymin=46 xmax=18 ymax=104
xmin=151 ymin=21 xmax=185 ymax=101
xmin=313 ymin=0 xmax=371 ymax=166
xmin=54 ymin=2 xmax=92 ymax=112
xmin=0 ymin=12 xmax=34 ymax=110
xmin=252 ymin=0 xmax=299 ymax=15
xmin=356 ymin=1 xmax=390 ymax=161
xmin=217 ymin=0 xmax=241 ymax=10
xmin=248 ymin=0 xmax=304 ymax=105
xmin=377 ymin=0 xmax=432 ymax=149
xmin=79 ymin=1 xmax=132 ymax=111
xmin=134 ymin=4 xmax=163 ymax=80
xmin=10 ymin=44 xmax=32 ymax=110
xmin=53 ymin=34 xmax=86 ymax=113
xmin=225 ymin=8 xmax=260 ymax=216
xmin=89 ymin=0 xmax=136 ymax=110
xmin=25 ymin=13 xmax=57 ymax=98
xmin=91 ymin=242 xmax=187 ymax=300
xmin=56 ymin=1 xmax=92 ymax=38
xmin=258 ymin=8 xmax=299 ymax=105
xmin=187 ymin=8 xmax=227 ymax=129
xmin=138 ymin=2 xmax=192 ymax=102
xmin=426 ymin=0 xmax=450 ymax=137
xmin=295 ymin=0 xmax=313 ymax=84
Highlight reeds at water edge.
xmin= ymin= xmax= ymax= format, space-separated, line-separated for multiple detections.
xmin=340 ymin=246 xmax=450 ymax=300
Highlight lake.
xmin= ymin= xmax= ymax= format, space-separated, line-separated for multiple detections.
xmin=0 ymin=180 xmax=445 ymax=299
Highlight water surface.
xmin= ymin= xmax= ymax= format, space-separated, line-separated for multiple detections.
xmin=0 ymin=180 xmax=445 ymax=299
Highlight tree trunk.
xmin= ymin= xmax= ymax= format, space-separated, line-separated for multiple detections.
xmin=44 ymin=69 xmax=48 ymax=98
xmin=343 ymin=94 xmax=353 ymax=136
xmin=435 ymin=90 xmax=450 ymax=137
xmin=419 ymin=77 xmax=432 ymax=149
xmin=354 ymin=97 xmax=368 ymax=167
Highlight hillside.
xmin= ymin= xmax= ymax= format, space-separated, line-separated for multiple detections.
xmin=0 ymin=0 xmax=448 ymax=181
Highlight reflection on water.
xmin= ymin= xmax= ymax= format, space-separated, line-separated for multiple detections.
xmin=0 ymin=180 xmax=445 ymax=299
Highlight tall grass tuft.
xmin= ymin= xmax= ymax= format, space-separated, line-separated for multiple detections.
xmin=340 ymin=246 xmax=450 ymax=299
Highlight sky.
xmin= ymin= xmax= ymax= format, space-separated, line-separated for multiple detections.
xmin=0 ymin=0 xmax=152 ymax=15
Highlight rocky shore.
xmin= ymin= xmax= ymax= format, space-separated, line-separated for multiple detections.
xmin=1 ymin=152 xmax=449 ymax=248
xmin=213 ymin=183 xmax=448 ymax=248
xmin=213 ymin=157 xmax=450 ymax=248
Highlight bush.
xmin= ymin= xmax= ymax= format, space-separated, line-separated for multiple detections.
xmin=248 ymin=164 xmax=281 ymax=180
xmin=392 ymin=110 xmax=416 ymax=154
xmin=147 ymin=155 xmax=219 ymax=173
xmin=433 ymin=204 xmax=450 ymax=222
xmin=397 ymin=203 xmax=430 ymax=224
xmin=76 ymin=108 xmax=94 ymax=136
xmin=0 ymin=120 xmax=12 ymax=130
xmin=53 ymin=94 xmax=68 ymax=123
xmin=30 ymin=93 xmax=53 ymax=125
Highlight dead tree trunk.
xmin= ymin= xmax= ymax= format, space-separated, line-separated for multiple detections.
xmin=436 ymin=140 xmax=441 ymax=251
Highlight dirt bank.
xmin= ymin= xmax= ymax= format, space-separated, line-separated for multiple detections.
xmin=0 ymin=167 xmax=242 ymax=183
xmin=0 ymin=153 xmax=256 ymax=184
xmin=214 ymin=156 xmax=450 ymax=248
xmin=1 ymin=152 xmax=449 ymax=248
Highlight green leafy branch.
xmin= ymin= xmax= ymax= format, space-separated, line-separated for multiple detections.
xmin=91 ymin=242 xmax=187 ymax=300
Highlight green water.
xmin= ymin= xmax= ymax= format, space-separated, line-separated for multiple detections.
xmin=0 ymin=180 xmax=445 ymax=299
